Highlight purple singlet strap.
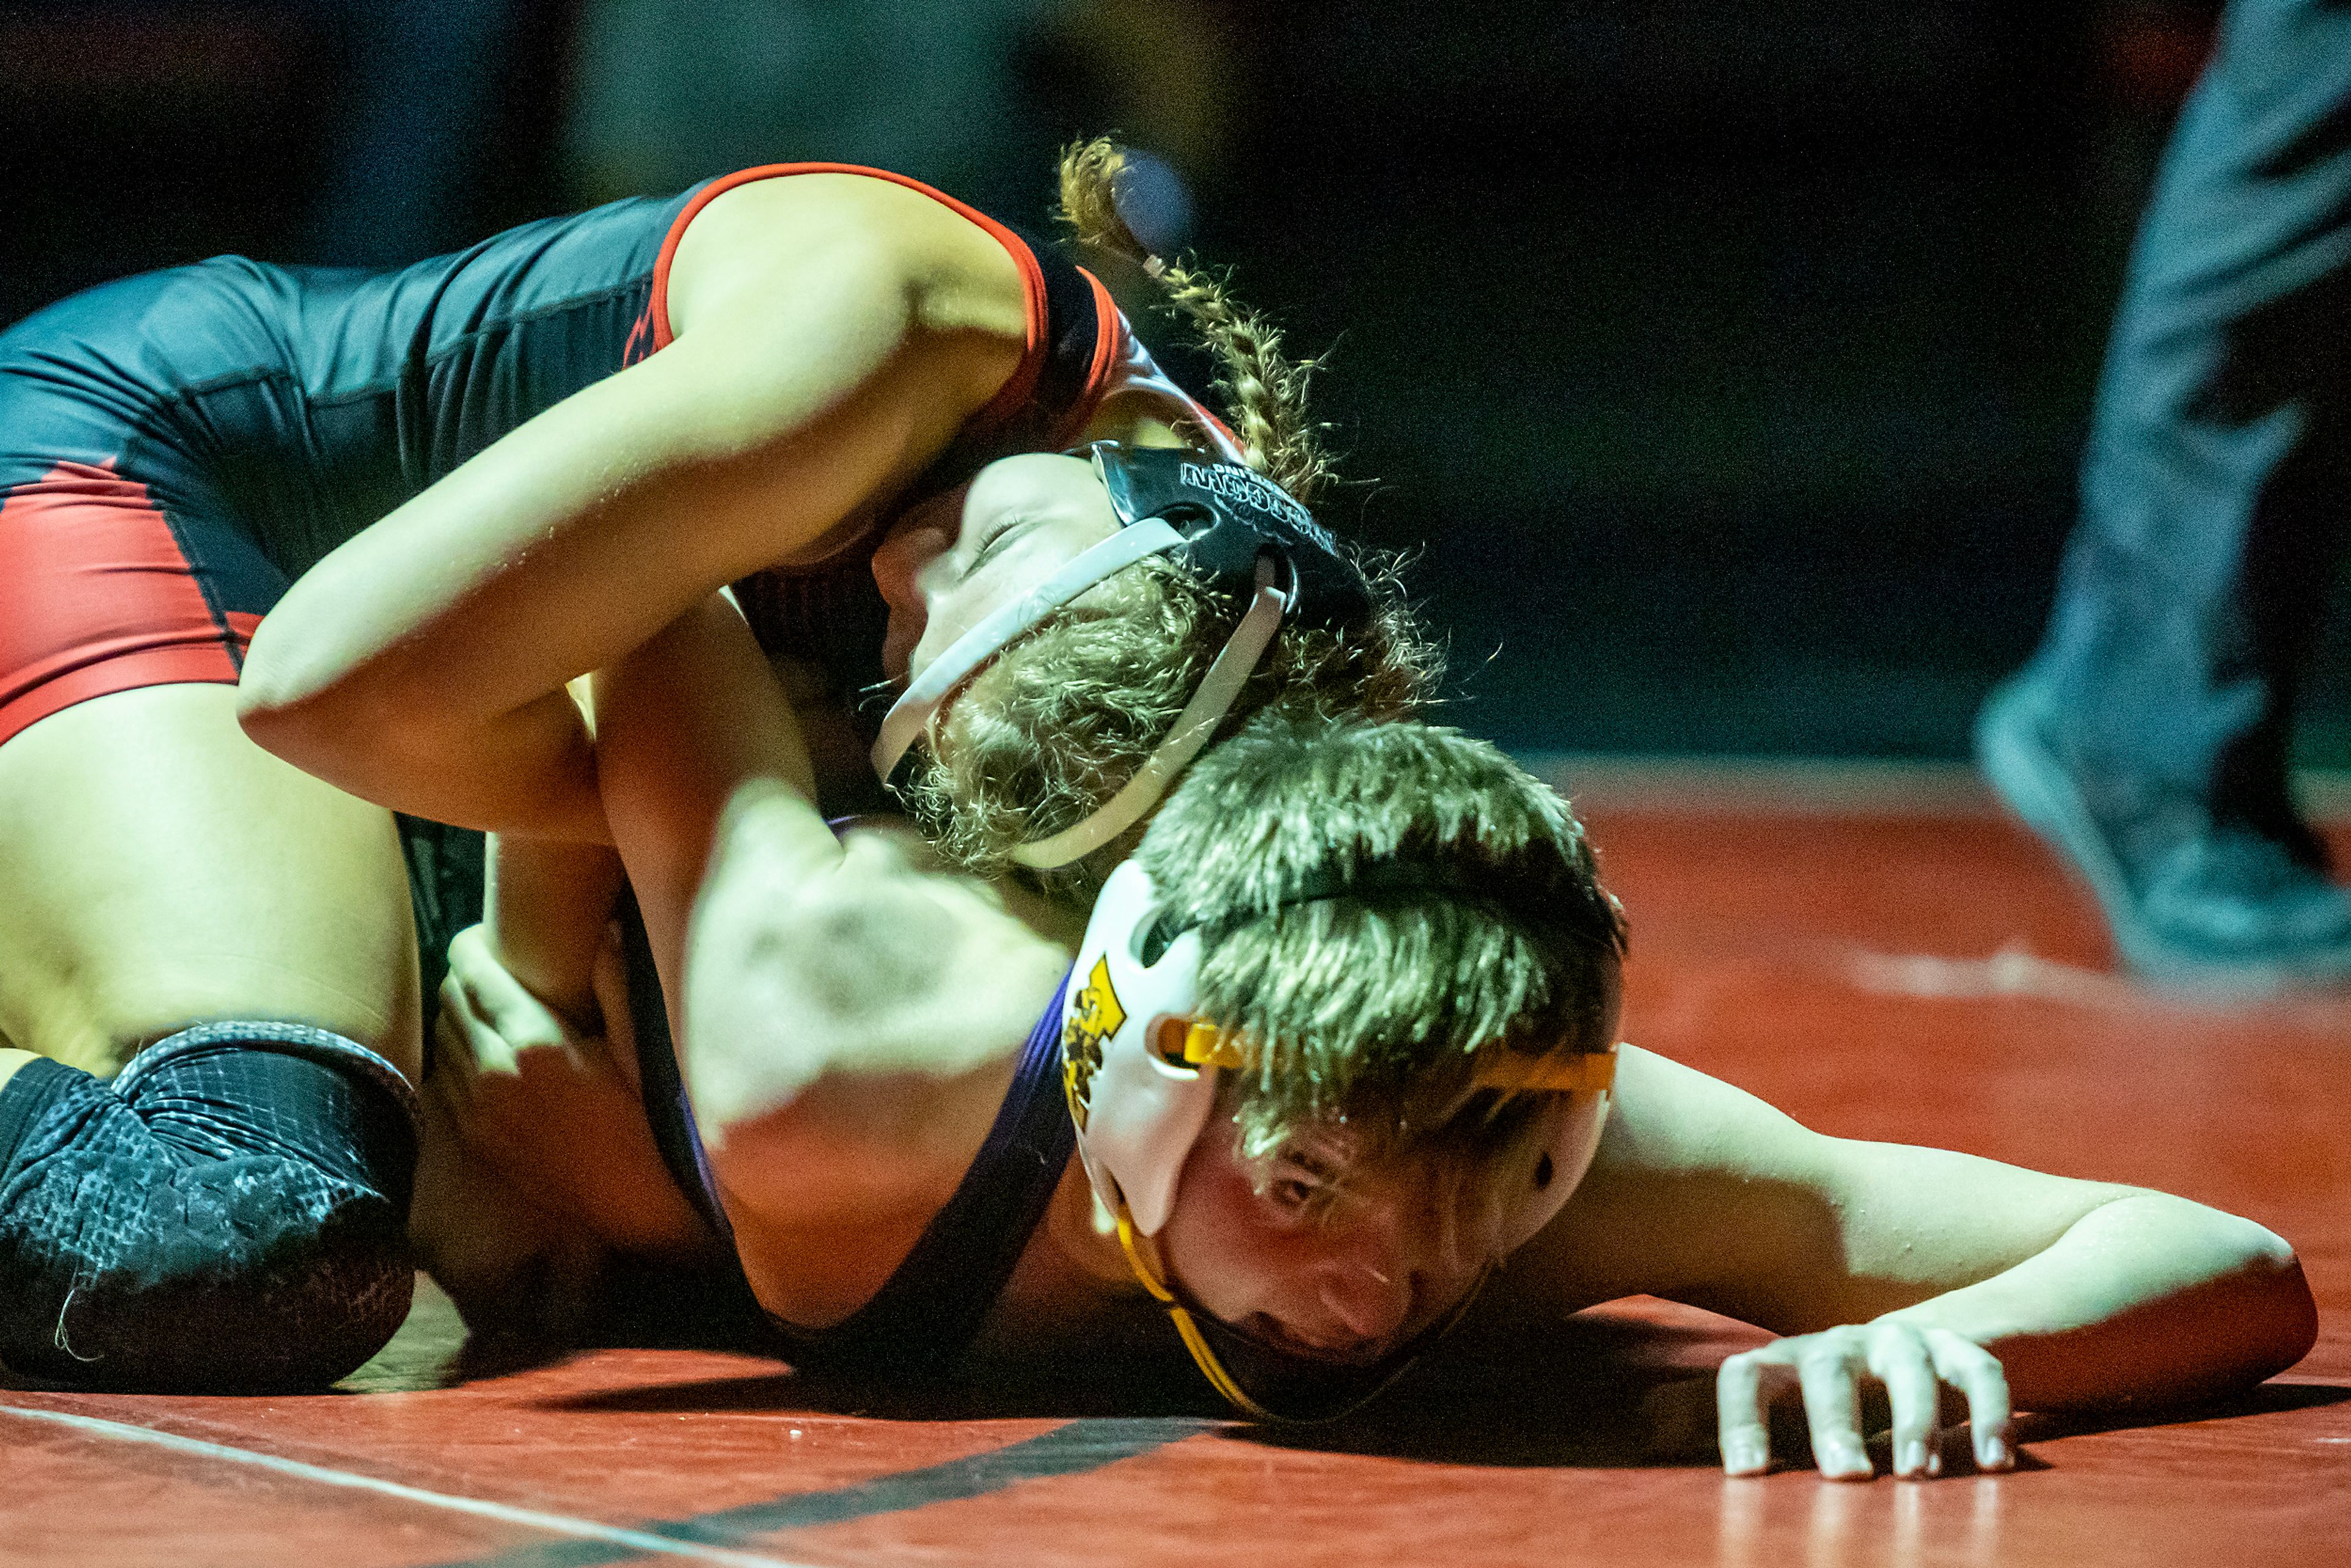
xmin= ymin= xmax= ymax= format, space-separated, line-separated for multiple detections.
xmin=618 ymin=887 xmax=1076 ymax=1378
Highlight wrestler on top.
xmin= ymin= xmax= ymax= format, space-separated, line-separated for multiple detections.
xmin=0 ymin=138 xmax=1415 ymax=1390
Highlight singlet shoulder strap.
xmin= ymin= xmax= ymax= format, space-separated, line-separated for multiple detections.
xmin=618 ymin=888 xmax=739 ymax=1248
xmin=617 ymin=889 xmax=1075 ymax=1378
xmin=893 ymin=222 xmax=1118 ymax=502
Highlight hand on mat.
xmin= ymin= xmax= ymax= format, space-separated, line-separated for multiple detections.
xmin=1715 ymin=1321 xmax=2014 ymax=1480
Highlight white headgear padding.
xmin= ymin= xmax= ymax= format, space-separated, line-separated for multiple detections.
xmin=871 ymin=444 xmax=1380 ymax=871
xmin=1059 ymin=859 xmax=1619 ymax=1247
xmin=1060 ymin=858 xmax=1220 ymax=1234
xmin=872 ymin=517 xmax=1187 ymax=787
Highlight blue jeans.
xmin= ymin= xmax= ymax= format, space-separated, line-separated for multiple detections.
xmin=2029 ymin=0 xmax=2351 ymax=855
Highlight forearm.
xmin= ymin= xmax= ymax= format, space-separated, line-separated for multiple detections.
xmin=247 ymin=678 xmax=611 ymax=839
xmin=591 ymin=596 xmax=828 ymax=963
xmin=1876 ymin=1192 xmax=2315 ymax=1409
xmin=238 ymin=362 xmax=854 ymax=826
xmin=483 ymin=833 xmax=626 ymax=1021
xmin=240 ymin=255 xmax=1002 ymax=825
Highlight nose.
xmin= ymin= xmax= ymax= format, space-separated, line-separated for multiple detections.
xmin=1312 ymin=1214 xmax=1418 ymax=1348
xmin=1307 ymin=1173 xmax=1503 ymax=1351
xmin=869 ymin=517 xmax=951 ymax=612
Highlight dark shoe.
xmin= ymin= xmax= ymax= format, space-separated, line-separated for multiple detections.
xmin=1974 ymin=674 xmax=2351 ymax=991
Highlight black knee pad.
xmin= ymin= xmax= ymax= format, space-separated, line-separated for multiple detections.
xmin=0 ymin=1022 xmax=421 ymax=1392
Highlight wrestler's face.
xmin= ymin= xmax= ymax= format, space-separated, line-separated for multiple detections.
xmin=1154 ymin=1122 xmax=1507 ymax=1367
xmin=871 ymin=454 xmax=1120 ymax=685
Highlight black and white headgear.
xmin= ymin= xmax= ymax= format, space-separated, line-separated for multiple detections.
xmin=870 ymin=443 xmax=1373 ymax=866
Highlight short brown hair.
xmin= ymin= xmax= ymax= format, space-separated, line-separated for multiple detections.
xmin=1135 ymin=715 xmax=1628 ymax=1166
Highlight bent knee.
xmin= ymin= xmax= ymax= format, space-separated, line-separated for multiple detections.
xmin=0 ymin=1037 xmax=421 ymax=1390
xmin=0 ymin=1147 xmax=415 ymax=1390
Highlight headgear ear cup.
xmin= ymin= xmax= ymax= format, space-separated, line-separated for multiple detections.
xmin=1063 ymin=855 xmax=1621 ymax=1248
xmin=1052 ymin=854 xmax=1621 ymax=1421
xmin=1496 ymin=1084 xmax=1613 ymax=1253
xmin=1060 ymin=860 xmax=1220 ymax=1234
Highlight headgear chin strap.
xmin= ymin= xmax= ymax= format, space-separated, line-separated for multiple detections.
xmin=1057 ymin=859 xmax=1620 ymax=1421
xmin=870 ymin=445 xmax=1373 ymax=869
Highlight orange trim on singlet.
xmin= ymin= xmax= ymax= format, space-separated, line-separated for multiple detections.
xmin=1054 ymin=268 xmax=1243 ymax=454
xmin=645 ymin=163 xmax=1052 ymax=436
xmin=1041 ymin=268 xmax=1130 ymax=449
xmin=1081 ymin=270 xmax=1124 ymax=397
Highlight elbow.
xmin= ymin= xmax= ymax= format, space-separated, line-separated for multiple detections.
xmin=2174 ymin=1215 xmax=2319 ymax=1392
xmin=234 ymin=659 xmax=317 ymax=756
xmin=236 ymin=617 xmax=399 ymax=769
xmin=237 ymin=613 xmax=324 ymax=740
xmin=235 ymin=657 xmax=356 ymax=770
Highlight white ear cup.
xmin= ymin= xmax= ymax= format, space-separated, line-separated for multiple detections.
xmin=1063 ymin=860 xmax=1619 ymax=1249
xmin=1063 ymin=860 xmax=1221 ymax=1235
xmin=1496 ymin=1081 xmax=1613 ymax=1253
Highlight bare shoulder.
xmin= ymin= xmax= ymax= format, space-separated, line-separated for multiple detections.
xmin=1492 ymin=1048 xmax=1823 ymax=1311
xmin=667 ymin=171 xmax=1030 ymax=345
xmin=1589 ymin=1046 xmax=1817 ymax=1170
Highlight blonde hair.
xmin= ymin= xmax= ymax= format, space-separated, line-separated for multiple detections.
xmin=1135 ymin=715 xmax=1627 ymax=1166
xmin=1057 ymin=137 xmax=1335 ymax=501
xmin=899 ymin=139 xmax=1436 ymax=885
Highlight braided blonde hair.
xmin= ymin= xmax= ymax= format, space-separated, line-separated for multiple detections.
xmin=1057 ymin=137 xmax=1337 ymax=503
xmin=899 ymin=141 xmax=1436 ymax=888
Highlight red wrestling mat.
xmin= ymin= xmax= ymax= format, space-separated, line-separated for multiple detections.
xmin=5 ymin=760 xmax=2347 ymax=1568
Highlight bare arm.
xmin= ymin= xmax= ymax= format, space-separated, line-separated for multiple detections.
xmin=421 ymin=634 xmax=795 ymax=1263
xmin=583 ymin=593 xmax=1074 ymax=1236
xmin=1515 ymin=1048 xmax=2315 ymax=1472
xmin=481 ymin=681 xmax=626 ymax=1014
xmin=238 ymin=173 xmax=1027 ymax=838
xmin=481 ymin=832 xmax=626 ymax=1022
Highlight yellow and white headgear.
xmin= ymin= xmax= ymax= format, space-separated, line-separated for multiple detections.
xmin=1059 ymin=858 xmax=1619 ymax=1420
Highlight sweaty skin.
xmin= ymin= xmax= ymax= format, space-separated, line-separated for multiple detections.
xmin=238 ymin=173 xmax=1032 ymax=840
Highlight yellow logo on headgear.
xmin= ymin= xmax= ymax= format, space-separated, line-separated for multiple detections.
xmin=1060 ymin=956 xmax=1127 ymax=1130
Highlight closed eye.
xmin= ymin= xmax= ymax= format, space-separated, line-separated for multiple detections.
xmin=963 ymin=514 xmax=1043 ymax=579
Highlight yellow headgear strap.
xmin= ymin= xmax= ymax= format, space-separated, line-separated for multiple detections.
xmin=1111 ymin=1202 xmax=1281 ymax=1420
xmin=1106 ymin=1021 xmax=1620 ymax=1420
xmin=1158 ymin=1018 xmax=1619 ymax=1093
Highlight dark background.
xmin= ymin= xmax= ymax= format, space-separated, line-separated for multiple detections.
xmin=8 ymin=0 xmax=2339 ymax=763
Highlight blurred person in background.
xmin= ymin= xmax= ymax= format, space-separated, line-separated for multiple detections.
xmin=306 ymin=0 xmax=566 ymax=268
xmin=568 ymin=0 xmax=1054 ymax=220
xmin=1978 ymin=0 xmax=2351 ymax=990
xmin=565 ymin=0 xmax=1236 ymax=248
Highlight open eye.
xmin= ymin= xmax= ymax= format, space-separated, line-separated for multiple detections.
xmin=1265 ymin=1146 xmax=1341 ymax=1216
xmin=1270 ymin=1167 xmax=1321 ymax=1212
